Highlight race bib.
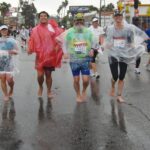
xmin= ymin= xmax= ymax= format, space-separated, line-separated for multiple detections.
xmin=74 ymin=42 xmax=87 ymax=54
xmin=114 ymin=39 xmax=125 ymax=48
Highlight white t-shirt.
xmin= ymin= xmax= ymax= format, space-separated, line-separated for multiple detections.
xmin=89 ymin=26 xmax=105 ymax=43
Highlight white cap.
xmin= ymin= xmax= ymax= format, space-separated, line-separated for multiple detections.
xmin=92 ymin=18 xmax=98 ymax=22
xmin=0 ymin=25 xmax=8 ymax=30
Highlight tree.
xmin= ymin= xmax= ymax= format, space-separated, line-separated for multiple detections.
xmin=21 ymin=1 xmax=37 ymax=27
xmin=106 ymin=3 xmax=115 ymax=11
xmin=0 ymin=2 xmax=11 ymax=23
xmin=101 ymin=3 xmax=115 ymax=12
xmin=89 ymin=5 xmax=99 ymax=12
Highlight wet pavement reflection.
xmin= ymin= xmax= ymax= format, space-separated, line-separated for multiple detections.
xmin=110 ymin=99 xmax=126 ymax=133
xmin=0 ymin=52 xmax=150 ymax=149
xmin=0 ymin=99 xmax=23 ymax=150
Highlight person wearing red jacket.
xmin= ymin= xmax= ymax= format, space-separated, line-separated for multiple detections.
xmin=28 ymin=11 xmax=63 ymax=98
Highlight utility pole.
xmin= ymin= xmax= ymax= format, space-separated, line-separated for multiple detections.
xmin=99 ymin=0 xmax=106 ymax=26
xmin=99 ymin=0 xmax=102 ymax=25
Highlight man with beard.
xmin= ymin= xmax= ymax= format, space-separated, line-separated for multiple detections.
xmin=62 ymin=13 xmax=94 ymax=103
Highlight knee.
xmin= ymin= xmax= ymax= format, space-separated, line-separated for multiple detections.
xmin=74 ymin=78 xmax=80 ymax=84
xmin=119 ymin=76 xmax=125 ymax=81
xmin=112 ymin=76 xmax=118 ymax=82
xmin=37 ymin=75 xmax=44 ymax=81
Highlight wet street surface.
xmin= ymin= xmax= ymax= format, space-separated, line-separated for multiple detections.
xmin=0 ymin=50 xmax=150 ymax=150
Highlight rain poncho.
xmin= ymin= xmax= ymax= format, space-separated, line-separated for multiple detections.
xmin=58 ymin=27 xmax=95 ymax=63
xmin=28 ymin=19 xmax=64 ymax=71
xmin=105 ymin=23 xmax=148 ymax=64
xmin=0 ymin=37 xmax=19 ymax=75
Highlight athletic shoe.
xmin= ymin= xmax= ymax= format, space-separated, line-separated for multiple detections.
xmin=134 ymin=68 xmax=140 ymax=74
xmin=95 ymin=72 xmax=100 ymax=79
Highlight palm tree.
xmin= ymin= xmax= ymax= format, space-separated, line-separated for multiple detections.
xmin=63 ymin=0 xmax=68 ymax=17
xmin=0 ymin=2 xmax=11 ymax=24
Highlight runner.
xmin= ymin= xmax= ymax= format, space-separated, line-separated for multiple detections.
xmin=20 ymin=26 xmax=29 ymax=49
xmin=132 ymin=17 xmax=142 ymax=74
xmin=60 ymin=13 xmax=95 ymax=103
xmin=28 ymin=11 xmax=63 ymax=98
xmin=145 ymin=27 xmax=150 ymax=70
xmin=89 ymin=17 xmax=105 ymax=79
xmin=0 ymin=25 xmax=19 ymax=101
xmin=105 ymin=10 xmax=148 ymax=103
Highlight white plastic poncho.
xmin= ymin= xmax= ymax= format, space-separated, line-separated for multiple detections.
xmin=0 ymin=37 xmax=19 ymax=76
xmin=105 ymin=22 xmax=148 ymax=64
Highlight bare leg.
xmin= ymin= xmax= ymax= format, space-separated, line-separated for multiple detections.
xmin=91 ymin=63 xmax=97 ymax=74
xmin=81 ymin=75 xmax=90 ymax=101
xmin=117 ymin=80 xmax=125 ymax=103
xmin=6 ymin=75 xmax=14 ymax=97
xmin=37 ymin=70 xmax=44 ymax=97
xmin=0 ymin=75 xmax=9 ymax=101
xmin=110 ymin=79 xmax=116 ymax=97
xmin=45 ymin=70 xmax=53 ymax=98
xmin=73 ymin=76 xmax=82 ymax=102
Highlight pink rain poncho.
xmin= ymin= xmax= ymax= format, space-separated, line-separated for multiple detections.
xmin=28 ymin=19 xmax=64 ymax=71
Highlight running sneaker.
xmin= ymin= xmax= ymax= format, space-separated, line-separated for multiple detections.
xmin=134 ymin=68 xmax=141 ymax=74
xmin=90 ymin=73 xmax=95 ymax=77
xmin=95 ymin=72 xmax=100 ymax=79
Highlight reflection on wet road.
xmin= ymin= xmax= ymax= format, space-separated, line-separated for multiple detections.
xmin=0 ymin=52 xmax=150 ymax=150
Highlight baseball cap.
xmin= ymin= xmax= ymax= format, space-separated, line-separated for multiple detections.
xmin=74 ymin=13 xmax=84 ymax=21
xmin=0 ymin=25 xmax=8 ymax=30
xmin=92 ymin=18 xmax=99 ymax=22
xmin=113 ymin=10 xmax=123 ymax=16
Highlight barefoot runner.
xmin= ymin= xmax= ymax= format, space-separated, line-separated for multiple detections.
xmin=28 ymin=11 xmax=63 ymax=98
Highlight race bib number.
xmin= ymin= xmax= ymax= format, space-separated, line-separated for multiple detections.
xmin=114 ymin=38 xmax=125 ymax=48
xmin=74 ymin=42 xmax=87 ymax=54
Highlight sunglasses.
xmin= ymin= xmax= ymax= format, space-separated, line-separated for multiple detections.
xmin=75 ymin=21 xmax=84 ymax=25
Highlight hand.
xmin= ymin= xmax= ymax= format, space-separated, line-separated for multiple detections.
xmin=27 ymin=50 xmax=33 ymax=55
xmin=9 ymin=50 xmax=18 ymax=55
xmin=63 ymin=53 xmax=69 ymax=59
xmin=89 ymin=49 xmax=94 ymax=57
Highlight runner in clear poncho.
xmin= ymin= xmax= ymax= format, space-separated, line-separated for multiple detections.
xmin=105 ymin=10 xmax=149 ymax=103
xmin=0 ymin=25 xmax=19 ymax=101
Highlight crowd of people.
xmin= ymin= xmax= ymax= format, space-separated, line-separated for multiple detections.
xmin=0 ymin=10 xmax=150 ymax=103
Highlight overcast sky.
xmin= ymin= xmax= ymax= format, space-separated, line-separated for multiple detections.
xmin=3 ymin=0 xmax=150 ymax=15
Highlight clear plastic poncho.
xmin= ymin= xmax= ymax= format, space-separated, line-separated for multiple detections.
xmin=105 ymin=22 xmax=148 ymax=64
xmin=0 ymin=37 xmax=19 ymax=76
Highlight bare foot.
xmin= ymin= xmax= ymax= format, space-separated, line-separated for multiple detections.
xmin=81 ymin=92 xmax=87 ymax=101
xmin=38 ymin=87 xmax=43 ymax=97
xmin=47 ymin=93 xmax=55 ymax=98
xmin=8 ymin=90 xmax=13 ymax=98
xmin=76 ymin=96 xmax=84 ymax=103
xmin=117 ymin=96 xmax=125 ymax=103
xmin=109 ymin=88 xmax=115 ymax=97
xmin=4 ymin=96 xmax=9 ymax=101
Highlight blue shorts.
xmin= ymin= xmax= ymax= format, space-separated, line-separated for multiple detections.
xmin=70 ymin=61 xmax=90 ymax=76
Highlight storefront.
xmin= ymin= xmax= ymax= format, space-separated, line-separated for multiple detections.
xmin=125 ymin=4 xmax=150 ymax=29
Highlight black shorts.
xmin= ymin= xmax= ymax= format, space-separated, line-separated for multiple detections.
xmin=21 ymin=38 xmax=26 ymax=42
xmin=147 ymin=48 xmax=150 ymax=53
xmin=91 ymin=50 xmax=98 ymax=63
xmin=43 ymin=66 xmax=55 ymax=72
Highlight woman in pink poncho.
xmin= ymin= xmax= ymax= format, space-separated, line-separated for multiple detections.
xmin=28 ymin=11 xmax=63 ymax=98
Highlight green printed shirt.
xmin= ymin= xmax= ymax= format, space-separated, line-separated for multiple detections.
xmin=65 ymin=27 xmax=94 ymax=61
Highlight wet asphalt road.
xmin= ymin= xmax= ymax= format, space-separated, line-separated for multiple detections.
xmin=0 ymin=49 xmax=150 ymax=150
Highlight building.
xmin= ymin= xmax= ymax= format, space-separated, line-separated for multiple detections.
xmin=125 ymin=4 xmax=150 ymax=28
